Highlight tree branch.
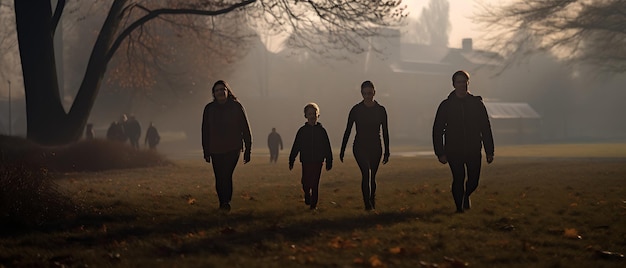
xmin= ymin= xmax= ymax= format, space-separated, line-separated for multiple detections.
xmin=51 ymin=0 xmax=66 ymax=35
xmin=105 ymin=0 xmax=256 ymax=63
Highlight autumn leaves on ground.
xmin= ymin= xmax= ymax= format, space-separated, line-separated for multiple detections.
xmin=1 ymin=136 xmax=625 ymax=267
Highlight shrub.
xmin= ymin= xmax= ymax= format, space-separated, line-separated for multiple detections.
xmin=0 ymin=162 xmax=77 ymax=228
xmin=0 ymin=135 xmax=172 ymax=228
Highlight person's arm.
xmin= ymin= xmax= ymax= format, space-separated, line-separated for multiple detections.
xmin=432 ymin=101 xmax=447 ymax=162
xmin=479 ymin=101 xmax=495 ymax=163
xmin=279 ymin=134 xmax=283 ymax=150
xmin=381 ymin=106 xmax=390 ymax=164
xmin=323 ymin=128 xmax=333 ymax=170
xmin=201 ymin=104 xmax=211 ymax=162
xmin=340 ymin=107 xmax=356 ymax=162
xmin=239 ymin=103 xmax=253 ymax=164
xmin=289 ymin=129 xmax=302 ymax=170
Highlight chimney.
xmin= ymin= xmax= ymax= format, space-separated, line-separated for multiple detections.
xmin=462 ymin=38 xmax=473 ymax=51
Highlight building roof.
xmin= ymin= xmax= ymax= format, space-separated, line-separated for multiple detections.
xmin=485 ymin=102 xmax=541 ymax=119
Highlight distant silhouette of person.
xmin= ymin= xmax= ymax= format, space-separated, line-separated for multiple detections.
xmin=432 ymin=70 xmax=494 ymax=213
xmin=267 ymin=127 xmax=283 ymax=163
xmin=85 ymin=123 xmax=95 ymax=140
xmin=202 ymin=80 xmax=252 ymax=212
xmin=145 ymin=122 xmax=161 ymax=150
xmin=289 ymin=103 xmax=333 ymax=210
xmin=125 ymin=114 xmax=141 ymax=149
xmin=340 ymin=80 xmax=390 ymax=211
xmin=106 ymin=116 xmax=126 ymax=142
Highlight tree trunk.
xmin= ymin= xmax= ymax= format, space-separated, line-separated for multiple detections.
xmin=14 ymin=0 xmax=126 ymax=145
xmin=14 ymin=0 xmax=69 ymax=145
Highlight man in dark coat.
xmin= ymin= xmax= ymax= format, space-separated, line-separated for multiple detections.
xmin=432 ymin=70 xmax=495 ymax=213
xmin=267 ymin=127 xmax=283 ymax=163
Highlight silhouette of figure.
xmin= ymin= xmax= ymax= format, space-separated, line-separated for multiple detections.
xmin=107 ymin=115 xmax=127 ymax=143
xmin=267 ymin=127 xmax=283 ymax=163
xmin=125 ymin=115 xmax=141 ymax=149
xmin=202 ymin=80 xmax=252 ymax=212
xmin=432 ymin=70 xmax=495 ymax=213
xmin=85 ymin=123 xmax=95 ymax=140
xmin=145 ymin=122 xmax=161 ymax=150
xmin=288 ymin=103 xmax=333 ymax=210
xmin=339 ymin=80 xmax=390 ymax=211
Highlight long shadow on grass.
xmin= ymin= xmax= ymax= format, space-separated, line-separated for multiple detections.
xmin=108 ymin=209 xmax=442 ymax=257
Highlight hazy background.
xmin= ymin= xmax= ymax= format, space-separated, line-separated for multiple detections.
xmin=1 ymin=0 xmax=625 ymax=159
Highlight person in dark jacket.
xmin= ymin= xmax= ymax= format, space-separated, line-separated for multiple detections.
xmin=145 ymin=122 xmax=160 ymax=150
xmin=125 ymin=115 xmax=141 ymax=149
xmin=202 ymin=80 xmax=253 ymax=212
xmin=340 ymin=81 xmax=390 ymax=211
xmin=432 ymin=70 xmax=495 ymax=213
xmin=267 ymin=127 xmax=283 ymax=163
xmin=289 ymin=103 xmax=333 ymax=210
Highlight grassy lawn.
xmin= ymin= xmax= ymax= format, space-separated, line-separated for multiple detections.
xmin=1 ymin=143 xmax=625 ymax=267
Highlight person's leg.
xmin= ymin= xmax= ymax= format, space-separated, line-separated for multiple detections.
xmin=447 ymin=157 xmax=467 ymax=213
xmin=368 ymin=146 xmax=382 ymax=209
xmin=309 ymin=163 xmax=323 ymax=209
xmin=464 ymin=153 xmax=482 ymax=209
xmin=211 ymin=150 xmax=240 ymax=210
xmin=270 ymin=148 xmax=278 ymax=163
xmin=354 ymin=146 xmax=373 ymax=210
xmin=301 ymin=164 xmax=311 ymax=205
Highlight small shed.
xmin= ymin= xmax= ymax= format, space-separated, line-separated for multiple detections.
xmin=484 ymin=102 xmax=541 ymax=144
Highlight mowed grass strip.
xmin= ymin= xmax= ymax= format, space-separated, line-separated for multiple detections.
xmin=1 ymin=144 xmax=625 ymax=267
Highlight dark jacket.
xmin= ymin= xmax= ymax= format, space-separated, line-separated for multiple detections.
xmin=289 ymin=122 xmax=333 ymax=164
xmin=202 ymin=99 xmax=252 ymax=157
xmin=432 ymin=91 xmax=494 ymax=157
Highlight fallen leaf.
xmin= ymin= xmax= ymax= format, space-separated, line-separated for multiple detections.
xmin=564 ymin=228 xmax=582 ymax=239
xmin=187 ymin=198 xmax=196 ymax=205
xmin=369 ymin=255 xmax=384 ymax=267
xmin=389 ymin=246 xmax=405 ymax=254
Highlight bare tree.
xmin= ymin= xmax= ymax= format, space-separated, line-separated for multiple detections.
xmin=11 ymin=0 xmax=406 ymax=145
xmin=475 ymin=0 xmax=626 ymax=73
xmin=413 ymin=0 xmax=450 ymax=46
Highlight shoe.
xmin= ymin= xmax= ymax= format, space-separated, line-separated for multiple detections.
xmin=219 ymin=203 xmax=231 ymax=212
xmin=310 ymin=205 xmax=317 ymax=210
xmin=304 ymin=194 xmax=311 ymax=205
xmin=463 ymin=195 xmax=471 ymax=210
xmin=455 ymin=209 xmax=464 ymax=214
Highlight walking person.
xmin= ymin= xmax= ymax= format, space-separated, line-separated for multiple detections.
xmin=145 ymin=122 xmax=161 ymax=150
xmin=267 ymin=127 xmax=283 ymax=163
xmin=126 ymin=114 xmax=142 ymax=149
xmin=202 ymin=80 xmax=253 ymax=212
xmin=432 ymin=70 xmax=494 ymax=214
xmin=289 ymin=103 xmax=333 ymax=211
xmin=339 ymin=81 xmax=390 ymax=211
xmin=85 ymin=123 xmax=95 ymax=140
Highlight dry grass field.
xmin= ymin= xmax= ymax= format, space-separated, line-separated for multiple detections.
xmin=1 ymin=141 xmax=625 ymax=267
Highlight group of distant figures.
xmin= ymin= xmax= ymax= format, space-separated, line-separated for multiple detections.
xmin=84 ymin=113 xmax=161 ymax=150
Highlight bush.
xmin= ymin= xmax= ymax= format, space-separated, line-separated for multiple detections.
xmin=0 ymin=135 xmax=172 ymax=228
xmin=0 ymin=162 xmax=77 ymax=228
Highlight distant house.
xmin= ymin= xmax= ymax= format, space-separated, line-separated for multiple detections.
xmin=485 ymin=102 xmax=541 ymax=144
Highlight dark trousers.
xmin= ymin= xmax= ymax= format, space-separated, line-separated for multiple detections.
xmin=210 ymin=150 xmax=240 ymax=206
xmin=447 ymin=153 xmax=482 ymax=211
xmin=301 ymin=162 xmax=323 ymax=208
xmin=353 ymin=144 xmax=382 ymax=208
xmin=269 ymin=147 xmax=279 ymax=163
